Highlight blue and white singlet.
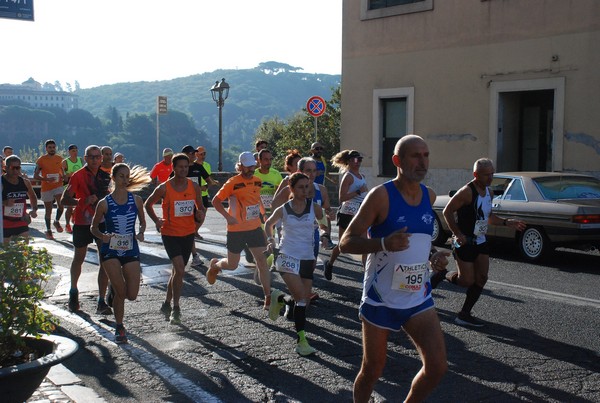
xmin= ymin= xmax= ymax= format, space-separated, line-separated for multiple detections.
xmin=100 ymin=192 xmax=140 ymax=258
xmin=364 ymin=181 xmax=436 ymax=310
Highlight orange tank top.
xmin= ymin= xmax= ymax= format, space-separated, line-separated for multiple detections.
xmin=160 ymin=179 xmax=197 ymax=237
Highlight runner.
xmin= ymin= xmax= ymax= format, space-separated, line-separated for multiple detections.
xmin=206 ymin=151 xmax=272 ymax=310
xmin=61 ymin=145 xmax=112 ymax=314
xmin=2 ymin=155 xmax=38 ymax=244
xmin=324 ymin=150 xmax=369 ymax=280
xmin=339 ymin=135 xmax=449 ymax=402
xmin=264 ymin=172 xmax=324 ymax=356
xmin=34 ymin=139 xmax=65 ymax=239
xmin=62 ymin=144 xmax=83 ymax=233
xmin=91 ymin=163 xmax=149 ymax=343
xmin=272 ymin=157 xmax=335 ymax=299
xmin=144 ymin=153 xmax=205 ymax=325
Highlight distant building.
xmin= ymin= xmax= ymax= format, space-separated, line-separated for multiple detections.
xmin=0 ymin=77 xmax=78 ymax=111
xmin=341 ymin=0 xmax=600 ymax=193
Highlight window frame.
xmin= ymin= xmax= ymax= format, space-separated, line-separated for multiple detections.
xmin=361 ymin=0 xmax=433 ymax=20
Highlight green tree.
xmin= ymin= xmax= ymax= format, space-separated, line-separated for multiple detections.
xmin=254 ymin=85 xmax=341 ymax=170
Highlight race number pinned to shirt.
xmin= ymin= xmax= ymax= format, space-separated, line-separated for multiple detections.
xmin=275 ymin=253 xmax=301 ymax=275
xmin=188 ymin=177 xmax=199 ymax=184
xmin=4 ymin=203 xmax=24 ymax=218
xmin=174 ymin=200 xmax=195 ymax=217
xmin=392 ymin=262 xmax=428 ymax=292
xmin=260 ymin=194 xmax=274 ymax=210
xmin=474 ymin=220 xmax=488 ymax=236
xmin=109 ymin=233 xmax=133 ymax=251
xmin=47 ymin=173 xmax=60 ymax=183
xmin=245 ymin=204 xmax=260 ymax=221
xmin=339 ymin=200 xmax=361 ymax=216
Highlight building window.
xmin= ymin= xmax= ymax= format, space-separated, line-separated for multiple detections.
xmin=362 ymin=0 xmax=432 ymax=19
xmin=373 ymin=87 xmax=414 ymax=177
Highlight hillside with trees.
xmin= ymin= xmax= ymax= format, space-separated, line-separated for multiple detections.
xmin=1 ymin=62 xmax=340 ymax=170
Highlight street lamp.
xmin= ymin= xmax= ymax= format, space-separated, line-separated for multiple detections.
xmin=210 ymin=78 xmax=230 ymax=171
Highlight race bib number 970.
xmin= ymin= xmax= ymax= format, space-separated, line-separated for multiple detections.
xmin=391 ymin=262 xmax=428 ymax=292
xmin=174 ymin=200 xmax=194 ymax=217
xmin=245 ymin=204 xmax=260 ymax=221
xmin=339 ymin=200 xmax=361 ymax=216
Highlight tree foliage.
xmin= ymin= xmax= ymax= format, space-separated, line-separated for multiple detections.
xmin=254 ymin=85 xmax=341 ymax=171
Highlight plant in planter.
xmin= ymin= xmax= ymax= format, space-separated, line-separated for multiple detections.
xmin=0 ymin=238 xmax=78 ymax=402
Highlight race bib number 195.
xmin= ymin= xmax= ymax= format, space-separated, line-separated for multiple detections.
xmin=391 ymin=262 xmax=428 ymax=292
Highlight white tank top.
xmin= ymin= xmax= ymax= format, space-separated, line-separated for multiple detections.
xmin=279 ymin=199 xmax=316 ymax=260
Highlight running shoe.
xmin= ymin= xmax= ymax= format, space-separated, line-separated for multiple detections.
xmin=429 ymin=269 xmax=448 ymax=289
xmin=454 ymin=312 xmax=485 ymax=328
xmin=115 ymin=325 xmax=128 ymax=344
xmin=160 ymin=302 xmax=172 ymax=318
xmin=45 ymin=230 xmax=54 ymax=240
xmin=268 ymin=290 xmax=285 ymax=321
xmin=194 ymin=233 xmax=204 ymax=240
xmin=170 ymin=306 xmax=182 ymax=325
xmin=323 ymin=261 xmax=333 ymax=281
xmin=65 ymin=223 xmax=73 ymax=234
xmin=96 ymin=300 xmax=113 ymax=315
xmin=206 ymin=258 xmax=220 ymax=285
xmin=191 ymin=253 xmax=203 ymax=268
xmin=53 ymin=220 xmax=64 ymax=233
xmin=68 ymin=289 xmax=80 ymax=312
xmin=106 ymin=284 xmax=114 ymax=308
xmin=295 ymin=339 xmax=317 ymax=356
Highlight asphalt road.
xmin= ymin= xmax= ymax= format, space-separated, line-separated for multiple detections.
xmin=23 ymin=206 xmax=600 ymax=402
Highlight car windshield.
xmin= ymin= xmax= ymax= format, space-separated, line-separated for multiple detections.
xmin=21 ymin=163 xmax=36 ymax=178
xmin=534 ymin=176 xmax=600 ymax=200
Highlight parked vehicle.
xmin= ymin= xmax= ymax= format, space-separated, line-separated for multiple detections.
xmin=20 ymin=162 xmax=42 ymax=198
xmin=432 ymin=172 xmax=600 ymax=261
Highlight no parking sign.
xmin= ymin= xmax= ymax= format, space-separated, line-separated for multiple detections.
xmin=306 ymin=96 xmax=326 ymax=117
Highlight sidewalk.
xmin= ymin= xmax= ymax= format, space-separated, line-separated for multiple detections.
xmin=28 ymin=364 xmax=105 ymax=403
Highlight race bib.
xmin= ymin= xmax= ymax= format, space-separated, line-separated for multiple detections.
xmin=260 ymin=194 xmax=274 ymax=210
xmin=391 ymin=262 xmax=428 ymax=292
xmin=47 ymin=173 xmax=60 ymax=183
xmin=109 ymin=233 xmax=133 ymax=251
xmin=174 ymin=200 xmax=195 ymax=217
xmin=275 ymin=253 xmax=301 ymax=275
xmin=4 ymin=203 xmax=24 ymax=218
xmin=339 ymin=200 xmax=361 ymax=215
xmin=245 ymin=204 xmax=260 ymax=221
xmin=474 ymin=219 xmax=488 ymax=236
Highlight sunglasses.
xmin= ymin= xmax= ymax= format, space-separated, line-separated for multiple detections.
xmin=86 ymin=155 xmax=102 ymax=160
xmin=313 ymin=147 xmax=323 ymax=151
xmin=10 ymin=166 xmax=21 ymax=170
xmin=197 ymin=152 xmax=206 ymax=155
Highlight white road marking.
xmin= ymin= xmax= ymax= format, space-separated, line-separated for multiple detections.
xmin=488 ymin=280 xmax=600 ymax=309
xmin=41 ymin=302 xmax=222 ymax=403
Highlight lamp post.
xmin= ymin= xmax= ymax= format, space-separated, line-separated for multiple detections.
xmin=210 ymin=78 xmax=230 ymax=171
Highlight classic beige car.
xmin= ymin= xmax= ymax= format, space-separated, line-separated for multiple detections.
xmin=432 ymin=172 xmax=600 ymax=261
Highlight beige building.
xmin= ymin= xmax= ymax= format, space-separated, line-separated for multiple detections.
xmin=0 ymin=78 xmax=78 ymax=112
xmin=341 ymin=0 xmax=600 ymax=193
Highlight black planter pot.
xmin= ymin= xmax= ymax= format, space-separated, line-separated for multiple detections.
xmin=0 ymin=334 xmax=78 ymax=403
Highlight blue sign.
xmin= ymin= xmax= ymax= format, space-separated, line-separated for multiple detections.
xmin=0 ymin=0 xmax=34 ymax=21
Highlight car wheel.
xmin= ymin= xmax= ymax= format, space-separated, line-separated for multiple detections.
xmin=431 ymin=215 xmax=448 ymax=246
xmin=518 ymin=226 xmax=550 ymax=261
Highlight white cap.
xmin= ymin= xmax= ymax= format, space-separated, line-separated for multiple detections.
xmin=239 ymin=151 xmax=257 ymax=167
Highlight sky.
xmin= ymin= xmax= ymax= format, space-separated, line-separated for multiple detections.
xmin=1 ymin=0 xmax=342 ymax=89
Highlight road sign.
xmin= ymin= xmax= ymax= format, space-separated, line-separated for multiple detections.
xmin=306 ymin=96 xmax=326 ymax=117
xmin=157 ymin=96 xmax=168 ymax=115
xmin=0 ymin=0 xmax=34 ymax=21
